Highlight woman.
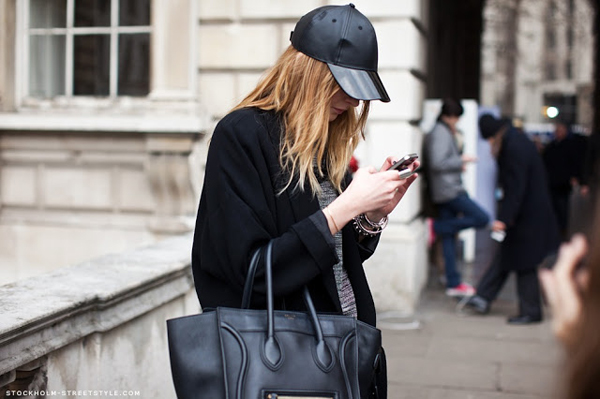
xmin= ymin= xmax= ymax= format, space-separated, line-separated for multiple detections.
xmin=190 ymin=4 xmax=418 ymax=328
xmin=423 ymin=98 xmax=489 ymax=297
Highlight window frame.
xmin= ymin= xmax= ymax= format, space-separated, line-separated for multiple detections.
xmin=17 ymin=0 xmax=152 ymax=102
xmin=9 ymin=0 xmax=202 ymax=134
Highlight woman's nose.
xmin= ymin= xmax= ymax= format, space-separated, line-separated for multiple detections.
xmin=345 ymin=95 xmax=359 ymax=107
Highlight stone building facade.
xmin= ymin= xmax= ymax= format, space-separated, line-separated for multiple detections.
xmin=480 ymin=0 xmax=595 ymax=129
xmin=3 ymin=1 xmax=596 ymax=397
xmin=1 ymin=2 xmax=429 ymax=396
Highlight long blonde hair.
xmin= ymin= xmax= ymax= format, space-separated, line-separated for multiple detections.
xmin=232 ymin=46 xmax=370 ymax=194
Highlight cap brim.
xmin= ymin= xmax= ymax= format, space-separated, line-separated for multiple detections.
xmin=328 ymin=64 xmax=390 ymax=103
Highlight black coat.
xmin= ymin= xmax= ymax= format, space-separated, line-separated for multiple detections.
xmin=496 ymin=127 xmax=560 ymax=271
xmin=191 ymin=107 xmax=380 ymax=326
xmin=543 ymin=135 xmax=585 ymax=194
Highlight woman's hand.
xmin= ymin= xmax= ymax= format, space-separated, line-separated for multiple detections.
xmin=364 ymin=156 xmax=420 ymax=220
xmin=539 ymin=234 xmax=589 ymax=349
xmin=462 ymin=154 xmax=478 ymax=163
xmin=324 ymin=156 xmax=419 ymax=233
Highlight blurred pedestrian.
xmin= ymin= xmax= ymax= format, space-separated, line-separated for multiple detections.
xmin=423 ymin=98 xmax=489 ymax=297
xmin=464 ymin=114 xmax=560 ymax=324
xmin=542 ymin=121 xmax=586 ymax=239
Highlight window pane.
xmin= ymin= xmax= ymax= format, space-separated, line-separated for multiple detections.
xmin=29 ymin=35 xmax=66 ymax=97
xmin=30 ymin=0 xmax=67 ymax=28
xmin=119 ymin=0 xmax=150 ymax=26
xmin=118 ymin=34 xmax=150 ymax=96
xmin=74 ymin=0 xmax=111 ymax=27
xmin=73 ymin=35 xmax=110 ymax=96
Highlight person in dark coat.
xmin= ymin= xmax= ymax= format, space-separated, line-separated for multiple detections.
xmin=464 ymin=114 xmax=560 ymax=324
xmin=542 ymin=121 xmax=586 ymax=238
xmin=191 ymin=4 xmax=419 ymax=329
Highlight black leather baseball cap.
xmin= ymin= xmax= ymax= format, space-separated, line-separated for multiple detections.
xmin=290 ymin=3 xmax=390 ymax=103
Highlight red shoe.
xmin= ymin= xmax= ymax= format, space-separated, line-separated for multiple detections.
xmin=445 ymin=283 xmax=476 ymax=297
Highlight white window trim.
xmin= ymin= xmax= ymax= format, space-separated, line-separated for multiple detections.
xmin=21 ymin=0 xmax=152 ymax=99
xmin=10 ymin=0 xmax=203 ymax=134
xmin=0 ymin=112 xmax=206 ymax=133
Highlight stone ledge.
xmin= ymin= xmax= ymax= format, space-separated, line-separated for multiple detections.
xmin=0 ymin=113 xmax=205 ymax=134
xmin=0 ymin=232 xmax=194 ymax=376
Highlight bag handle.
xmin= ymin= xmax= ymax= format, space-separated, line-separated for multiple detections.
xmin=241 ymin=248 xmax=262 ymax=309
xmin=243 ymin=242 xmax=334 ymax=371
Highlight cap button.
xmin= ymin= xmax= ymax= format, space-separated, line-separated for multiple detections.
xmin=349 ymin=3 xmax=355 ymax=8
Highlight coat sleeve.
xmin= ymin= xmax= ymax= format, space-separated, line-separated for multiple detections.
xmin=356 ymin=234 xmax=380 ymax=261
xmin=497 ymin=138 xmax=529 ymax=227
xmin=426 ymin=125 xmax=463 ymax=173
xmin=195 ymin=111 xmax=339 ymax=298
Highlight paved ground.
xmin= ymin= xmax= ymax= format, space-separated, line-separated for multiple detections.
xmin=380 ymin=233 xmax=564 ymax=399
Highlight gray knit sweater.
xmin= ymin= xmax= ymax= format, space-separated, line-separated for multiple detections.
xmin=317 ymin=180 xmax=358 ymax=318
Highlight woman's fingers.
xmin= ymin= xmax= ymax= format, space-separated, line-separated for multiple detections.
xmin=539 ymin=234 xmax=589 ymax=347
xmin=380 ymin=156 xmax=396 ymax=171
xmin=555 ymin=234 xmax=587 ymax=278
xmin=575 ymin=268 xmax=590 ymax=293
xmin=539 ymin=269 xmax=558 ymax=310
xmin=348 ymin=162 xmax=419 ymax=216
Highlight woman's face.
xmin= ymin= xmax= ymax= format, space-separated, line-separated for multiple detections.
xmin=442 ymin=115 xmax=460 ymax=131
xmin=329 ymin=90 xmax=360 ymax=122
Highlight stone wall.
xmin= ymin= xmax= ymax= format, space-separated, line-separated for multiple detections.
xmin=481 ymin=0 xmax=594 ymax=126
xmin=0 ymin=131 xmax=200 ymax=285
xmin=0 ymin=0 xmax=205 ymax=286
xmin=0 ymin=233 xmax=197 ymax=399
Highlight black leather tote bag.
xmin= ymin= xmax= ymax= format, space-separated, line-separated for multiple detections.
xmin=167 ymin=242 xmax=386 ymax=399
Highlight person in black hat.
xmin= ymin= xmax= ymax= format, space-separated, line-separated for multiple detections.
xmin=463 ymin=114 xmax=560 ymax=324
xmin=191 ymin=4 xmax=418 ymax=392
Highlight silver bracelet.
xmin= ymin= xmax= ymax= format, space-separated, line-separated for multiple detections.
xmin=363 ymin=213 xmax=389 ymax=230
xmin=352 ymin=214 xmax=387 ymax=236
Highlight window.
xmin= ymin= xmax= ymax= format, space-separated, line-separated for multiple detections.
xmin=545 ymin=27 xmax=555 ymax=49
xmin=26 ymin=0 xmax=150 ymax=98
xmin=545 ymin=63 xmax=556 ymax=80
xmin=566 ymin=26 xmax=574 ymax=47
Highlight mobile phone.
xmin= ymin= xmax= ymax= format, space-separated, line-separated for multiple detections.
xmin=388 ymin=153 xmax=418 ymax=171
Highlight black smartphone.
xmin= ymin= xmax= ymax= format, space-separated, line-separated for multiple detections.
xmin=388 ymin=153 xmax=418 ymax=171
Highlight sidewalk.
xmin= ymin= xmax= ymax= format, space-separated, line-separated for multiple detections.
xmin=380 ymin=234 xmax=564 ymax=399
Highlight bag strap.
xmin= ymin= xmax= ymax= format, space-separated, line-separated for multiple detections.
xmin=250 ymin=242 xmax=334 ymax=371
xmin=241 ymin=248 xmax=262 ymax=309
